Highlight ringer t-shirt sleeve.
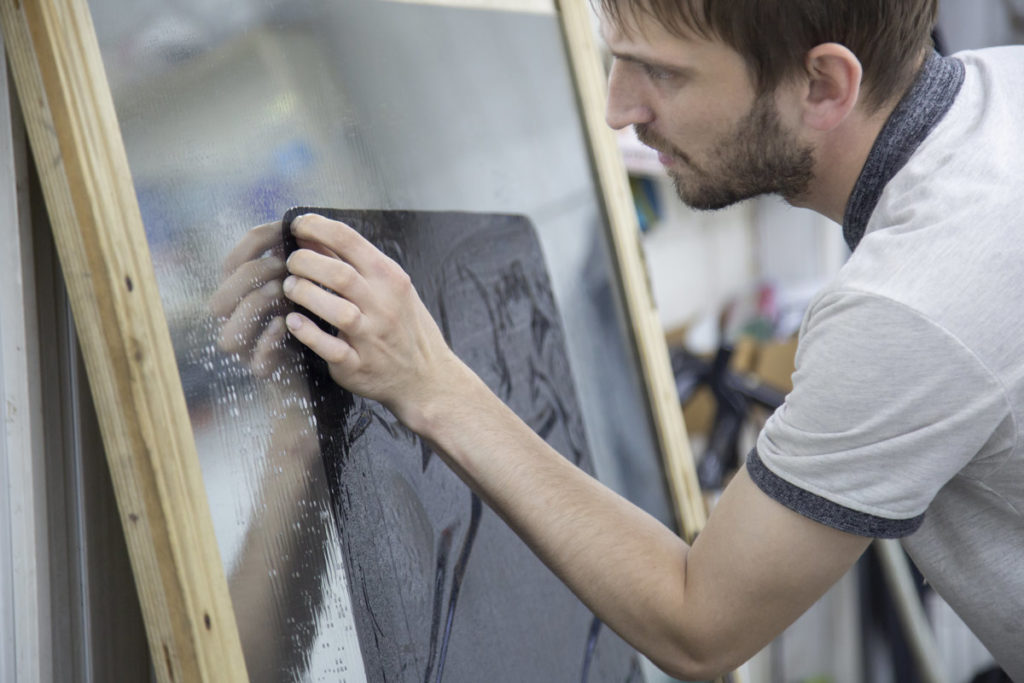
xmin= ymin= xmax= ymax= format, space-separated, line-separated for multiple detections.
xmin=749 ymin=289 xmax=1009 ymax=538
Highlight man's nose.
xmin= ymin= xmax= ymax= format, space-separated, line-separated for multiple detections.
xmin=605 ymin=61 xmax=654 ymax=130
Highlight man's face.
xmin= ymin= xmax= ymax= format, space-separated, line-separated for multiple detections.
xmin=602 ymin=14 xmax=815 ymax=210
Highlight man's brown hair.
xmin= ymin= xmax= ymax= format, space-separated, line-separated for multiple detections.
xmin=598 ymin=0 xmax=939 ymax=112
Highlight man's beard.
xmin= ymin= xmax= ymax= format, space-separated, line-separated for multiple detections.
xmin=635 ymin=93 xmax=814 ymax=211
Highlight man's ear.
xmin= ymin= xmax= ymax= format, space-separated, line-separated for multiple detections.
xmin=801 ymin=43 xmax=863 ymax=131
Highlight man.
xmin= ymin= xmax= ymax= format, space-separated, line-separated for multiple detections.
xmin=278 ymin=1 xmax=1024 ymax=678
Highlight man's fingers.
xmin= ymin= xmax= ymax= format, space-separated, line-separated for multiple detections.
xmin=283 ymin=276 xmax=363 ymax=333
xmin=295 ymin=236 xmax=340 ymax=261
xmin=289 ymin=213 xmax=385 ymax=277
xmin=285 ymin=249 xmax=369 ymax=307
xmin=251 ymin=316 xmax=291 ymax=378
xmin=210 ymin=254 xmax=285 ymax=317
xmin=282 ymin=215 xmax=443 ymax=411
xmin=218 ymin=280 xmax=286 ymax=354
xmin=222 ymin=221 xmax=282 ymax=276
xmin=285 ymin=312 xmax=357 ymax=368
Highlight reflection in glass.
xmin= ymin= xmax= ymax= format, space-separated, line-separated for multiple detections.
xmin=89 ymin=0 xmax=670 ymax=679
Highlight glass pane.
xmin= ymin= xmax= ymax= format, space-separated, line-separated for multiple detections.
xmin=88 ymin=0 xmax=671 ymax=680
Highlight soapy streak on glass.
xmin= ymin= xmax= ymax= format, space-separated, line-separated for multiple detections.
xmin=87 ymin=0 xmax=670 ymax=679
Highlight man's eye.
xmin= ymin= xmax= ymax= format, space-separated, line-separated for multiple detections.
xmin=642 ymin=63 xmax=675 ymax=81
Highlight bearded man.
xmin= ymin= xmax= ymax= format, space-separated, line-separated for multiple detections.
xmin=279 ymin=1 xmax=1024 ymax=678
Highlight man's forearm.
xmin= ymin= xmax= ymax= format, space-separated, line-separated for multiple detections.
xmin=406 ymin=359 xmax=706 ymax=675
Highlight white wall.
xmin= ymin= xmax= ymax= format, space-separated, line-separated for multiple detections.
xmin=937 ymin=0 xmax=1024 ymax=53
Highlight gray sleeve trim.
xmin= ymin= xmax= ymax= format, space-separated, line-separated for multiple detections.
xmin=746 ymin=449 xmax=924 ymax=539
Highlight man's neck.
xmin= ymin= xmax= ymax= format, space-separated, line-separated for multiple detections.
xmin=795 ymin=102 xmax=898 ymax=225
xmin=794 ymin=49 xmax=934 ymax=226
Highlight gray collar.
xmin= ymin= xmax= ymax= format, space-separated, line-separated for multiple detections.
xmin=842 ymin=52 xmax=966 ymax=251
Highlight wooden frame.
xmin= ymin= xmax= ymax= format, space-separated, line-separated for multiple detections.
xmin=0 ymin=0 xmax=704 ymax=680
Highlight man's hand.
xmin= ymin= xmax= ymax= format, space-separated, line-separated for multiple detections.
xmin=209 ymin=221 xmax=291 ymax=377
xmin=281 ymin=213 xmax=465 ymax=429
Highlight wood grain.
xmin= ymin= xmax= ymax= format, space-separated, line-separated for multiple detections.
xmin=0 ymin=1 xmax=248 ymax=681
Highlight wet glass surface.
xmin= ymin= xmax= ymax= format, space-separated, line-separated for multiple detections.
xmin=88 ymin=1 xmax=671 ymax=679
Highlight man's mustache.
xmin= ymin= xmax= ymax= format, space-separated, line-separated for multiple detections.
xmin=634 ymin=124 xmax=690 ymax=166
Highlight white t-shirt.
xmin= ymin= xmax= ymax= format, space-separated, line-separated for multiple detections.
xmin=749 ymin=47 xmax=1024 ymax=678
